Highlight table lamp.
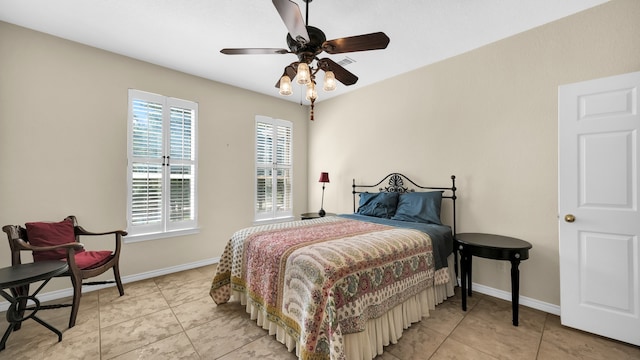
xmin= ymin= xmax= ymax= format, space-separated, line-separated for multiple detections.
xmin=318 ymin=172 xmax=330 ymax=216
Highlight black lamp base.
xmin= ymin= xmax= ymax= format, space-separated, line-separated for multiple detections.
xmin=318 ymin=209 xmax=326 ymax=217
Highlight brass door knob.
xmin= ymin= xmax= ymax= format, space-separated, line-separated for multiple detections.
xmin=564 ymin=214 xmax=576 ymax=223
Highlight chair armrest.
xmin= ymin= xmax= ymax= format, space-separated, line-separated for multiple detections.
xmin=75 ymin=226 xmax=128 ymax=237
xmin=15 ymin=237 xmax=84 ymax=252
xmin=74 ymin=225 xmax=125 ymax=260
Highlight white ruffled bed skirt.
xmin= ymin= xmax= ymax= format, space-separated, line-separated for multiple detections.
xmin=233 ymin=254 xmax=457 ymax=360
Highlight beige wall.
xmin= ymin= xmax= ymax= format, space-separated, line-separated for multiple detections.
xmin=0 ymin=21 xmax=309 ymax=291
xmin=308 ymin=0 xmax=640 ymax=305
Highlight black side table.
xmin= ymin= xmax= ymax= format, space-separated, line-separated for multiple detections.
xmin=301 ymin=212 xmax=336 ymax=220
xmin=0 ymin=261 xmax=69 ymax=350
xmin=455 ymin=233 xmax=532 ymax=326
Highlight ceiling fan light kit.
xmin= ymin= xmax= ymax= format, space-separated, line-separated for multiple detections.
xmin=296 ymin=63 xmax=311 ymax=85
xmin=305 ymin=81 xmax=317 ymax=101
xmin=279 ymin=75 xmax=293 ymax=96
xmin=220 ymin=0 xmax=390 ymax=119
xmin=323 ymin=71 xmax=336 ymax=92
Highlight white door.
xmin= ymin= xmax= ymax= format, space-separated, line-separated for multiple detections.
xmin=559 ymin=71 xmax=640 ymax=346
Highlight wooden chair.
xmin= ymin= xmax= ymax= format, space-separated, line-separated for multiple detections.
xmin=2 ymin=215 xmax=125 ymax=328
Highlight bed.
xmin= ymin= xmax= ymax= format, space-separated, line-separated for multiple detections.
xmin=210 ymin=173 xmax=458 ymax=360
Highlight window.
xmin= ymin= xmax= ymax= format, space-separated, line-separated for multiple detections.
xmin=255 ymin=116 xmax=293 ymax=221
xmin=127 ymin=89 xmax=198 ymax=240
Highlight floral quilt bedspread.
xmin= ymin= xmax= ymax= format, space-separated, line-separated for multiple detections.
xmin=210 ymin=216 xmax=437 ymax=360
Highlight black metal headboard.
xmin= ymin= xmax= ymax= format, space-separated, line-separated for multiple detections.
xmin=352 ymin=173 xmax=457 ymax=236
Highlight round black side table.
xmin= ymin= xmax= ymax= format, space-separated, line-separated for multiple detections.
xmin=455 ymin=233 xmax=532 ymax=326
xmin=0 ymin=261 xmax=69 ymax=350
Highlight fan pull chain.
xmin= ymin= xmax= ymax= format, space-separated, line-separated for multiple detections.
xmin=309 ymin=97 xmax=315 ymax=121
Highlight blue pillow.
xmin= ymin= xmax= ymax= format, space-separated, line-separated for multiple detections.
xmin=391 ymin=191 xmax=443 ymax=224
xmin=357 ymin=192 xmax=399 ymax=218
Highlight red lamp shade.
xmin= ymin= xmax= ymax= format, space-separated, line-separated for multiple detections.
xmin=318 ymin=172 xmax=330 ymax=183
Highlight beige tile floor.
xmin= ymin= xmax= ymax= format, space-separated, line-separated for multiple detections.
xmin=1 ymin=264 xmax=639 ymax=360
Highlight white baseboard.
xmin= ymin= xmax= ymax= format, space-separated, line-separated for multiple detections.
xmin=468 ymin=280 xmax=561 ymax=316
xmin=0 ymin=257 xmax=220 ymax=312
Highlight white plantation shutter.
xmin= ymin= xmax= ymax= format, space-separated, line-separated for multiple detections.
xmin=255 ymin=116 xmax=292 ymax=221
xmin=256 ymin=121 xmax=273 ymax=215
xmin=128 ymin=90 xmax=198 ymax=238
xmin=276 ymin=124 xmax=292 ymax=213
xmin=131 ymin=99 xmax=163 ymax=226
xmin=168 ymin=105 xmax=195 ymax=227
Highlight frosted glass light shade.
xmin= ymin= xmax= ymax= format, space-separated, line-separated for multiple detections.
xmin=323 ymin=71 xmax=336 ymax=91
xmin=279 ymin=75 xmax=292 ymax=96
xmin=297 ymin=63 xmax=311 ymax=85
xmin=306 ymin=82 xmax=317 ymax=101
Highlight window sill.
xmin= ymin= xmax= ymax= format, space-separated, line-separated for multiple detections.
xmin=124 ymin=228 xmax=200 ymax=244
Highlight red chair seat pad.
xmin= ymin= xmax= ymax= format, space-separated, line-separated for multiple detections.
xmin=71 ymin=250 xmax=113 ymax=269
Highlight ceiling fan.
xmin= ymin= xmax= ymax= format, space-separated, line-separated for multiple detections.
xmin=220 ymin=0 xmax=390 ymax=114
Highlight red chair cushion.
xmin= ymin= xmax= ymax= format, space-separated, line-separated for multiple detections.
xmin=71 ymin=250 xmax=113 ymax=269
xmin=25 ymin=219 xmax=84 ymax=262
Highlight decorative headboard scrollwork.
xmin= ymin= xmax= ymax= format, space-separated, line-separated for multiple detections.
xmin=382 ymin=173 xmax=414 ymax=193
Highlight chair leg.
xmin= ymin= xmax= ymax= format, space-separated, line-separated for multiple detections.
xmin=113 ymin=264 xmax=124 ymax=297
xmin=68 ymin=275 xmax=83 ymax=328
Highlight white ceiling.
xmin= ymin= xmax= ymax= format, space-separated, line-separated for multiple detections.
xmin=0 ymin=0 xmax=609 ymax=104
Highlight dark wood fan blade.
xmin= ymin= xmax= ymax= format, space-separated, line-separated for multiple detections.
xmin=318 ymin=58 xmax=358 ymax=86
xmin=272 ymin=0 xmax=310 ymax=44
xmin=322 ymin=32 xmax=390 ymax=54
xmin=275 ymin=62 xmax=299 ymax=88
xmin=220 ymin=48 xmax=290 ymax=55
